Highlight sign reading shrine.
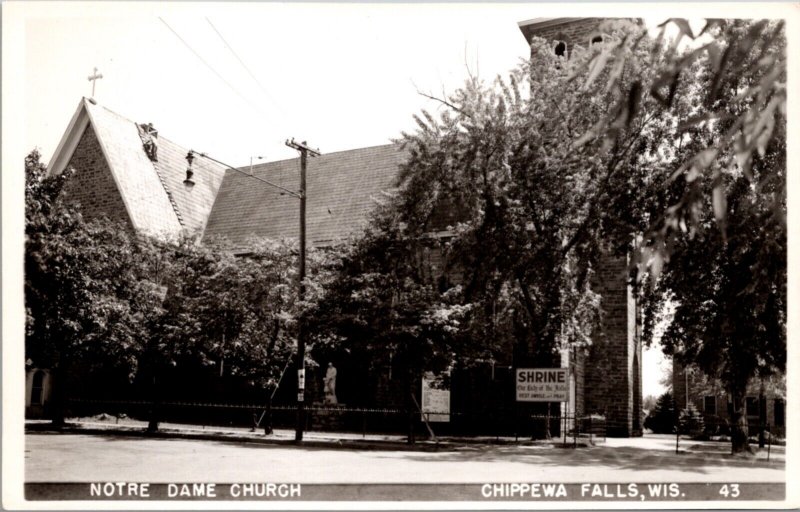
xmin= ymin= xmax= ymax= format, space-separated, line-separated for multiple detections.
xmin=516 ymin=368 xmax=568 ymax=402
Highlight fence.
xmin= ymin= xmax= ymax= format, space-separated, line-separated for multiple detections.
xmin=64 ymin=398 xmax=607 ymax=443
xmin=673 ymin=412 xmax=781 ymax=459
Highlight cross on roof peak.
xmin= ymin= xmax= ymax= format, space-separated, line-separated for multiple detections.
xmin=87 ymin=67 xmax=103 ymax=99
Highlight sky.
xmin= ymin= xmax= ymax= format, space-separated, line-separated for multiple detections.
xmin=21 ymin=3 xmax=542 ymax=167
xmin=9 ymin=2 xmax=792 ymax=401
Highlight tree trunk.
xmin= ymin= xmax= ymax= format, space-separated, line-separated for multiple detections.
xmin=406 ymin=361 xmax=416 ymax=445
xmin=49 ymin=366 xmax=66 ymax=427
xmin=730 ymin=392 xmax=751 ymax=454
xmin=146 ymin=373 xmax=160 ymax=434
xmin=264 ymin=397 xmax=273 ymax=435
xmin=758 ymin=385 xmax=766 ymax=448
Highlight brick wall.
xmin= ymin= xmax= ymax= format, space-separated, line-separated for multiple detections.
xmin=519 ymin=18 xmax=606 ymax=55
xmin=61 ymin=124 xmax=133 ymax=230
xmin=582 ymin=252 xmax=641 ymax=436
xmin=573 ymin=348 xmax=586 ymax=417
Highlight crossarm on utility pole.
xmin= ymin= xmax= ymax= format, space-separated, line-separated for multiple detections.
xmin=285 ymin=138 xmax=321 ymax=157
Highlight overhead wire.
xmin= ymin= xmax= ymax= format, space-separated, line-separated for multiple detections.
xmin=159 ymin=17 xmax=322 ymax=213
xmin=192 ymin=157 xmax=292 ymax=199
xmin=205 ymin=17 xmax=291 ymax=121
xmin=158 ymin=17 xmax=274 ymax=124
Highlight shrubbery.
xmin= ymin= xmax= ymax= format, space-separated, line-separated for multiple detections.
xmin=644 ymin=392 xmax=676 ymax=434
xmin=679 ymin=403 xmax=705 ymax=438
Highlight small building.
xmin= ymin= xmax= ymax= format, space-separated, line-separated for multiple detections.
xmin=673 ymin=362 xmax=786 ymax=438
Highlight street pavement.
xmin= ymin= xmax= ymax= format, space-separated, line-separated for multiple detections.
xmin=25 ymin=430 xmax=784 ymax=484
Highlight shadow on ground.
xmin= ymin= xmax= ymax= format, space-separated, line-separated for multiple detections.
xmin=25 ymin=428 xmax=784 ymax=475
xmin=367 ymin=443 xmax=784 ymax=474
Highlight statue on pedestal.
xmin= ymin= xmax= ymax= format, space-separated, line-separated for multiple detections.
xmin=324 ymin=362 xmax=337 ymax=404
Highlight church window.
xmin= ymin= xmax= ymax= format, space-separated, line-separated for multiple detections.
xmin=554 ymin=41 xmax=567 ymax=57
xmin=590 ymin=35 xmax=603 ymax=45
xmin=31 ymin=371 xmax=45 ymax=405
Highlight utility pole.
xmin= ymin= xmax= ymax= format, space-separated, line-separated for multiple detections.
xmin=285 ymin=138 xmax=320 ymax=443
xmin=183 ymin=146 xmax=315 ymax=442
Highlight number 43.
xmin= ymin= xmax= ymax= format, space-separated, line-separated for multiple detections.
xmin=719 ymin=484 xmax=740 ymax=498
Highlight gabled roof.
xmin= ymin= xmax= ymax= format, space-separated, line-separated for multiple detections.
xmin=204 ymin=144 xmax=407 ymax=248
xmin=47 ymin=98 xmax=227 ymax=239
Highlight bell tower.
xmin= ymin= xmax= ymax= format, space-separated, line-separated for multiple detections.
xmin=518 ymin=17 xmax=644 ymax=437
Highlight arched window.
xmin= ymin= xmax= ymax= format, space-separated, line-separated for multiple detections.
xmin=31 ymin=371 xmax=45 ymax=405
xmin=554 ymin=41 xmax=567 ymax=57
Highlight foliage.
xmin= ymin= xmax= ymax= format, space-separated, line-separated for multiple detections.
xmin=389 ymin=24 xmax=678 ymax=367
xmin=153 ymin=235 xmax=333 ymax=389
xmin=679 ymin=403 xmax=705 ymax=438
xmin=25 ymin=152 xmax=166 ymax=423
xmin=608 ymin=19 xmax=788 ymax=453
xmin=644 ymin=392 xmax=676 ymax=434
xmin=309 ymin=205 xmax=469 ymax=383
xmin=311 ymin=19 xmax=784 ymax=446
xmin=25 ymin=151 xmax=160 ymax=379
xmin=307 ymin=204 xmax=472 ymax=442
xmin=25 ymin=150 xmax=338 ymax=428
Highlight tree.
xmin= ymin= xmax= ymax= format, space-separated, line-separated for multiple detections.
xmin=309 ymin=20 xmax=680 ymax=440
xmin=309 ymin=207 xmax=469 ymax=443
xmin=142 ymin=235 xmax=336 ymax=433
xmin=398 ymin=31 xmax=646 ymax=369
xmin=644 ymin=392 xmax=676 ymax=434
xmin=333 ymin=20 xmax=680 ymax=441
xmin=25 ymin=151 xmax=163 ymax=425
xmin=25 ymin=150 xmax=339 ymax=432
xmin=679 ymin=403 xmax=705 ymax=438
xmin=345 ymin=18 xmax=785 ymax=448
xmin=614 ymin=20 xmax=787 ymax=454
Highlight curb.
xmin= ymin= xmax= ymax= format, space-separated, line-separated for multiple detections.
xmin=25 ymin=423 xmax=587 ymax=451
xmin=25 ymin=423 xmax=447 ymax=452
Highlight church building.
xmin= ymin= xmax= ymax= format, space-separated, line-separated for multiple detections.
xmin=33 ymin=18 xmax=643 ymax=437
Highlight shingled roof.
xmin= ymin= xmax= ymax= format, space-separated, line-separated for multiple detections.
xmin=48 ymin=98 xmax=227 ymax=238
xmin=204 ymin=144 xmax=407 ymax=248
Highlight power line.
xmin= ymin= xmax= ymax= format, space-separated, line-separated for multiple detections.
xmin=158 ymin=17 xmax=273 ymax=122
xmin=191 ymin=150 xmax=301 ymax=198
xmin=205 ymin=17 xmax=289 ymax=120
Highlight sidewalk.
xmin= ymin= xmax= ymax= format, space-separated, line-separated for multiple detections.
xmin=26 ymin=418 xmax=423 ymax=450
xmin=25 ymin=418 xmax=785 ymax=461
xmin=25 ymin=417 xmax=584 ymax=451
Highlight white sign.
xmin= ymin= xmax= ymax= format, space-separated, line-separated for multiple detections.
xmin=421 ymin=372 xmax=450 ymax=422
xmin=516 ymin=368 xmax=569 ymax=402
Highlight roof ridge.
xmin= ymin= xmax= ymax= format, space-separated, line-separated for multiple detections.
xmin=86 ymin=97 xmax=139 ymax=125
xmin=86 ymin=98 xmax=190 ymax=153
xmin=244 ymin=142 xmax=402 ymax=172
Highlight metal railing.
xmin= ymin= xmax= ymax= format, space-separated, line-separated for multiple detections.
xmin=62 ymin=398 xmax=608 ymax=442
